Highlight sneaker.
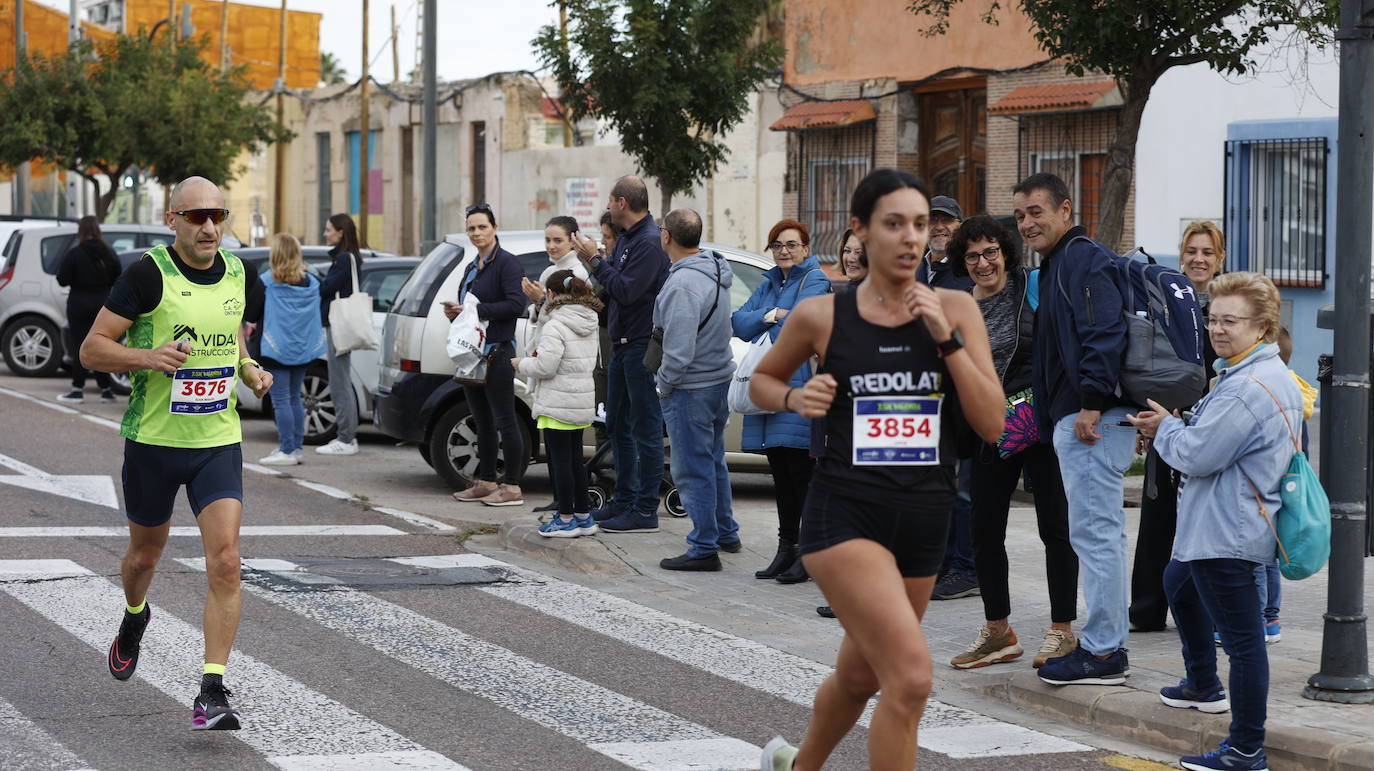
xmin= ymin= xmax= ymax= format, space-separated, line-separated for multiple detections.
xmin=817 ymin=606 xmax=836 ymax=618
xmin=1037 ymin=645 xmax=1130 ymax=686
xmin=1160 ymin=679 xmax=1230 ymax=713
xmin=533 ymin=500 xmax=559 ymax=513
xmin=107 ymin=604 xmax=150 ymax=681
xmin=56 ymin=389 xmax=84 ymax=403
xmin=452 ymin=480 xmax=498 ymax=502
xmin=599 ymin=510 xmax=660 ymax=533
xmin=932 ymin=571 xmax=980 ymax=600
xmin=951 ymin=626 xmax=1023 ymax=669
xmin=538 ymin=515 xmax=582 ymax=538
xmin=1180 ymin=740 xmax=1268 ymax=771
xmin=290 ymin=449 xmax=304 ymax=462
xmin=479 ymin=484 xmax=525 ymax=507
xmin=191 ymin=678 xmax=241 ymax=731
xmin=1265 ymin=619 xmax=1281 ymax=644
xmin=314 ymin=438 xmax=358 ymax=455
xmin=100 ymin=389 xmax=117 ymax=403
xmin=573 ymin=514 xmax=599 ymax=535
xmin=659 ymin=552 xmax=723 ymax=571
xmin=257 ymin=449 xmax=300 ymax=466
xmin=760 ymin=736 xmax=798 ymax=771
xmin=1214 ymin=629 xmax=1223 ymax=647
xmin=591 ymin=503 xmax=628 ymax=522
xmin=1033 ymin=628 xmax=1078 ymax=669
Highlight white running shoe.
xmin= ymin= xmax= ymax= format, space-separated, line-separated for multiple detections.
xmin=258 ymin=450 xmax=300 ymax=466
xmin=315 ymin=439 xmax=358 ymax=456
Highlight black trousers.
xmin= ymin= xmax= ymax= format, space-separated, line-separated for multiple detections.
xmin=461 ymin=343 xmax=524 ymax=485
xmin=1130 ymin=446 xmax=1179 ymax=630
xmin=764 ymin=446 xmax=814 ymax=543
xmin=970 ymin=441 xmax=1078 ymax=623
xmin=67 ymin=299 xmax=111 ymax=390
xmin=545 ymin=427 xmax=590 ymax=516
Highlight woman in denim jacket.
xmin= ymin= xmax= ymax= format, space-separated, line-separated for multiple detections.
xmin=1129 ymin=271 xmax=1301 ymax=771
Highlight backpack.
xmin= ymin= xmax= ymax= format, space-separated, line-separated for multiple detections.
xmin=1245 ymin=375 xmax=1331 ymax=580
xmin=1065 ymin=237 xmax=1205 ymax=411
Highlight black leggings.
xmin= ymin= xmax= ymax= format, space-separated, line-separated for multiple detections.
xmin=461 ymin=343 xmax=524 ymax=485
xmin=970 ymin=441 xmax=1078 ymax=623
xmin=67 ymin=300 xmax=111 ymax=390
xmin=1130 ymin=446 xmax=1179 ymax=629
xmin=765 ymin=446 xmax=814 ymax=543
xmin=545 ymin=427 xmax=590 ymax=516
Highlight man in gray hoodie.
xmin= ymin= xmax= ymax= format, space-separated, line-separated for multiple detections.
xmin=650 ymin=208 xmax=739 ymax=571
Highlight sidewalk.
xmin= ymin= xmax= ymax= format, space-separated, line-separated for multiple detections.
xmin=474 ymin=474 xmax=1374 ymax=771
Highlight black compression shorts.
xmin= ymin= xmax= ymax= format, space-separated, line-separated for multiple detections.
xmin=798 ymin=482 xmax=953 ymax=578
xmin=121 ymin=440 xmax=243 ymax=527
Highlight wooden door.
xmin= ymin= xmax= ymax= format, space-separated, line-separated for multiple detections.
xmin=919 ymin=84 xmax=987 ymax=216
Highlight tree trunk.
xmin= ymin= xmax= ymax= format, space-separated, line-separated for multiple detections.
xmin=659 ymin=185 xmax=672 ymax=218
xmin=1095 ymin=72 xmax=1157 ymax=253
xmin=94 ymin=173 xmax=121 ymax=222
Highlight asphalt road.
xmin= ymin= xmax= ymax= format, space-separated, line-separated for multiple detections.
xmin=0 ymin=372 xmax=1182 ymax=770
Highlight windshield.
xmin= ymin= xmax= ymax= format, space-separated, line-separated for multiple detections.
xmin=392 ymin=242 xmax=463 ymax=317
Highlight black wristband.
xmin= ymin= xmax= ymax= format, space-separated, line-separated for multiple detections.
xmin=784 ymin=386 xmax=797 ymax=412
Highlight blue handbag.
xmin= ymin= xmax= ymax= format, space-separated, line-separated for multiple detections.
xmin=1246 ymin=376 xmax=1330 ymax=580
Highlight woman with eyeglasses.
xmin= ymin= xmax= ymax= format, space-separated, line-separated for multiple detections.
xmin=731 ymin=219 xmax=831 ymax=583
xmin=839 ymin=228 xmax=867 ymax=284
xmin=315 ymin=213 xmax=366 ymax=456
xmin=444 ymin=203 xmax=529 ymax=506
xmin=942 ymin=214 xmax=1079 ymax=672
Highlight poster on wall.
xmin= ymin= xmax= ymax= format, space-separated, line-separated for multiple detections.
xmin=565 ymin=178 xmax=602 ymax=235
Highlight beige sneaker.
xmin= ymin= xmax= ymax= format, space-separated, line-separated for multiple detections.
xmin=479 ymin=484 xmax=525 ymax=507
xmin=452 ymin=481 xmax=498 ymax=502
xmin=1033 ymin=628 xmax=1078 ymax=668
xmin=950 ymin=626 xmax=1023 ymax=669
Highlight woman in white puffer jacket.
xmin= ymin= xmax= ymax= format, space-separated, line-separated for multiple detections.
xmin=512 ymin=269 xmax=604 ymax=537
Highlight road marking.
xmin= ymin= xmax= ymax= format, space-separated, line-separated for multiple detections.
xmin=268 ymin=750 xmax=472 ymax=771
xmin=0 ymin=525 xmax=408 ymax=537
xmin=293 ymin=479 xmax=355 ymax=500
xmin=0 ymin=451 xmax=119 ymax=509
xmin=0 ymin=386 xmax=78 ymax=414
xmin=1101 ymin=755 xmax=1178 ymax=771
xmin=180 ymin=557 xmax=761 ymax=770
xmin=81 ymin=414 xmax=123 ymax=430
xmin=372 ymin=507 xmax=458 ymax=531
xmin=0 ymin=559 xmax=470 ymax=771
xmin=0 ymin=693 xmax=96 ymax=771
xmin=469 ymin=555 xmax=1090 ymax=758
xmin=243 ymin=462 xmax=283 ymax=476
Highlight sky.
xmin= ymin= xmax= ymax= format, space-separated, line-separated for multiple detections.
xmin=37 ymin=0 xmax=557 ymax=82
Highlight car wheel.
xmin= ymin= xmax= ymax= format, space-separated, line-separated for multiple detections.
xmin=664 ymin=488 xmax=687 ymax=517
xmin=2 ymin=316 xmax=63 ymax=377
xmin=428 ymin=400 xmax=531 ymax=491
xmin=301 ymin=363 xmax=340 ymax=445
xmin=418 ymin=443 xmax=434 ymax=468
xmin=587 ymin=485 xmax=609 ymax=511
xmin=108 ymin=371 xmax=133 ymax=396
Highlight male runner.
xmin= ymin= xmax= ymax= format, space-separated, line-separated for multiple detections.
xmin=81 ymin=176 xmax=271 ymax=730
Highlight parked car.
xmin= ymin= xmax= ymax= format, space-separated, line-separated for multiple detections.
xmin=0 ymin=216 xmax=76 ymax=261
xmin=374 ymin=230 xmax=775 ymax=493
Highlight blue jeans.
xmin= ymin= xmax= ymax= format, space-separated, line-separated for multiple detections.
xmin=1053 ymin=407 xmax=1136 ymax=655
xmin=942 ymin=459 xmax=975 ymax=575
xmin=1256 ymin=563 xmax=1281 ymax=623
xmin=606 ymin=343 xmax=664 ymax=514
xmin=661 ymin=383 xmax=738 ymax=557
xmin=1165 ymin=558 xmax=1268 ymax=753
xmin=267 ymin=365 xmax=307 ymax=454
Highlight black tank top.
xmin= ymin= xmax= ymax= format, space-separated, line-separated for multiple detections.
xmin=812 ymin=288 xmax=958 ymax=496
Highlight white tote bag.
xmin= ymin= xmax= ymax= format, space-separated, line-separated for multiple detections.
xmin=728 ymin=331 xmax=775 ymax=415
xmin=327 ymin=254 xmax=380 ymax=354
xmin=445 ymin=298 xmax=488 ymax=377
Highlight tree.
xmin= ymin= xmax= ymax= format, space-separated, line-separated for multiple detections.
xmin=908 ymin=0 xmax=1338 ymax=252
xmin=534 ymin=0 xmax=783 ymax=214
xmin=320 ymin=51 xmax=347 ymax=85
xmin=0 ymin=34 xmax=289 ymax=220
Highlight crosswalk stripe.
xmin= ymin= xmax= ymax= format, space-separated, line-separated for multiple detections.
xmin=292 ymin=479 xmax=354 ymax=500
xmin=0 ymin=693 xmax=95 ymax=771
xmin=371 ymin=507 xmax=459 ymax=532
xmin=0 ymin=386 xmax=78 ymax=414
xmin=0 ymin=525 xmax=408 ymax=537
xmin=0 ymin=559 xmax=470 ymax=771
xmin=81 ymin=414 xmax=122 ymax=430
xmin=179 ymin=557 xmax=762 ymax=770
xmin=462 ymin=555 xmax=1091 ymax=758
xmin=243 ymin=462 xmax=283 ymax=476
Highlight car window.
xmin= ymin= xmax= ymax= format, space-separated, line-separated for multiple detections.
xmin=518 ymin=251 xmax=550 ymax=282
xmin=104 ymin=232 xmax=140 ymax=253
xmin=392 ymin=243 xmax=462 ymax=317
xmin=726 ymin=259 xmax=769 ymax=313
xmin=40 ymin=235 xmax=77 ymax=274
xmin=142 ymin=232 xmax=174 ymax=248
xmin=362 ymin=268 xmax=413 ymax=313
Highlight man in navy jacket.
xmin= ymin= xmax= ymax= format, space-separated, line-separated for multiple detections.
xmin=580 ymin=176 xmax=671 ymax=532
xmin=1015 ymin=172 xmax=1136 ymax=687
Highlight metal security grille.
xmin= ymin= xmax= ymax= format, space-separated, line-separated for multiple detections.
xmin=1014 ymin=109 xmax=1120 ymax=241
xmin=790 ymin=124 xmax=876 ymax=263
xmin=1223 ymin=137 xmax=1328 ymax=287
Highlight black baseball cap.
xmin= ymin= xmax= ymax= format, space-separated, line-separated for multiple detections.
xmin=930 ymin=196 xmax=962 ymax=220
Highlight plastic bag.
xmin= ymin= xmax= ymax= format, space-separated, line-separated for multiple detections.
xmin=445 ymin=299 xmax=488 ymax=377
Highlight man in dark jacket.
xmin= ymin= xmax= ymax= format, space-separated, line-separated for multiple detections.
xmin=917 ymin=196 xmax=973 ymax=291
xmin=1015 ymin=172 xmax=1135 ymax=687
xmin=579 ymin=175 xmax=671 ymax=532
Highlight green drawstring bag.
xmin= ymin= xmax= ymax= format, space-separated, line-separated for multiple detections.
xmin=1246 ymin=376 xmax=1330 ymax=580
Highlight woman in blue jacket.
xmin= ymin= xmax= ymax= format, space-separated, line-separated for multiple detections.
xmin=731 ymin=219 xmax=831 ymax=582
xmin=254 ymin=233 xmax=327 ymax=466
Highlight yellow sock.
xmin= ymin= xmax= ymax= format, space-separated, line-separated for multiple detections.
xmin=126 ymin=599 xmax=146 ymax=615
xmin=203 ymin=663 xmax=226 ymax=677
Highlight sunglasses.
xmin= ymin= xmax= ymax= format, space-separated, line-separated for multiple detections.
xmin=465 ymin=203 xmax=493 ymax=216
xmin=170 ymin=208 xmax=230 ymax=225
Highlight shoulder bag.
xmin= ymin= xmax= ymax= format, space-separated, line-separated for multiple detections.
xmin=328 ymin=253 xmax=379 ymax=354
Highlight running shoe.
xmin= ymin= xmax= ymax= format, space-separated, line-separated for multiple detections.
xmin=1265 ymin=619 xmax=1281 ymax=643
xmin=1180 ymin=740 xmax=1267 ymax=770
xmin=191 ymin=679 xmax=241 ymax=731
xmin=257 ymin=449 xmax=300 ymax=466
xmin=600 ymin=510 xmax=660 ymax=533
xmin=574 ymin=514 xmax=599 ymax=535
xmin=56 ymin=389 xmax=84 ymax=403
xmin=538 ymin=516 xmax=582 ymax=538
xmin=1037 ymin=645 xmax=1130 ymax=686
xmin=931 ymin=570 xmax=980 ymax=600
xmin=315 ymin=439 xmax=358 ymax=455
xmin=1033 ymin=628 xmax=1077 ymax=668
xmin=1160 ymin=679 xmax=1230 ymax=713
xmin=100 ymin=389 xmax=117 ymax=403
xmin=950 ymin=626 xmax=1023 ymax=669
xmin=760 ymin=736 xmax=798 ymax=771
xmin=107 ymin=604 xmax=150 ymax=681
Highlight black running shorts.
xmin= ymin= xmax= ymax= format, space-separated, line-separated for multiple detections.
xmin=121 ymin=440 xmax=243 ymax=527
xmin=798 ymin=483 xmax=953 ymax=578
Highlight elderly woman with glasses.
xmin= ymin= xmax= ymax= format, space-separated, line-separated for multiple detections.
xmin=731 ymin=218 xmax=831 ymax=583
xmin=944 ymin=214 xmax=1080 ymax=672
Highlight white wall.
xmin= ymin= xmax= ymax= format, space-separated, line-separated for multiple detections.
xmin=1134 ymin=48 xmax=1339 ymax=257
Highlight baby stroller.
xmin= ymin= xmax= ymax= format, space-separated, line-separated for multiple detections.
xmin=585 ymin=406 xmax=686 ymax=517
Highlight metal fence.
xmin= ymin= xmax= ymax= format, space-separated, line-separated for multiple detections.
xmin=1223 ymin=137 xmax=1328 ymax=287
xmin=1014 ymin=108 xmax=1121 ymax=242
xmin=789 ymin=123 xmax=876 ymax=264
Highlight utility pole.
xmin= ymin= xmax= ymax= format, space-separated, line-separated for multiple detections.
xmin=220 ymin=0 xmax=230 ymax=72
xmin=421 ymin=0 xmax=436 ymax=250
xmin=168 ymin=0 xmax=176 ymax=40
xmin=13 ymin=0 xmax=27 ymax=216
xmin=558 ymin=0 xmax=571 ymax=147
xmin=272 ymin=0 xmax=288 ymax=235
xmin=67 ymin=0 xmax=81 ymax=217
xmin=1306 ymin=0 xmax=1374 ymax=705
xmin=359 ymin=0 xmax=370 ymax=245
xmin=390 ymin=3 xmax=399 ymax=82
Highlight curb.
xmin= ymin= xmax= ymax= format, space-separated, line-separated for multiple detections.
xmin=964 ymin=669 xmax=1374 ymax=770
xmin=468 ymin=522 xmax=639 ymax=576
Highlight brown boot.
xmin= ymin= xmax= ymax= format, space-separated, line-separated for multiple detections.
xmin=452 ymin=480 xmax=498 ymax=502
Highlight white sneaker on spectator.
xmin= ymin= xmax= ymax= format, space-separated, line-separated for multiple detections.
xmin=258 ymin=450 xmax=300 ymax=466
xmin=315 ymin=439 xmax=358 ymax=455
xmin=290 ymin=449 xmax=304 ymax=462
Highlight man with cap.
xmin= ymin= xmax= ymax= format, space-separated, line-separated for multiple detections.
xmin=917 ymin=195 xmax=974 ymax=291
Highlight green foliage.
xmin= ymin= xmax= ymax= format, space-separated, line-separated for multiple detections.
xmin=0 ymin=34 xmax=290 ymax=220
xmin=320 ymin=51 xmax=347 ymax=85
xmin=533 ymin=0 xmax=783 ymax=210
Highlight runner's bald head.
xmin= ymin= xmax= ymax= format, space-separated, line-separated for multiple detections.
xmin=169 ymin=177 xmax=224 ymax=210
